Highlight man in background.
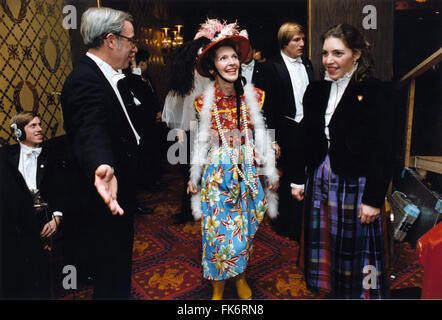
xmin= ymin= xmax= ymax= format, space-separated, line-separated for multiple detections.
xmin=258 ymin=22 xmax=314 ymax=242
xmin=0 ymin=111 xmax=64 ymax=298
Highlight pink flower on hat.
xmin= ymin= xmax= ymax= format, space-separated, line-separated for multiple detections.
xmin=194 ymin=19 xmax=248 ymax=42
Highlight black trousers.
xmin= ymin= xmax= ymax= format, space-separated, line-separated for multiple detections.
xmin=70 ymin=163 xmax=137 ymax=299
xmin=90 ymin=179 xmax=135 ymax=299
xmin=91 ymin=202 xmax=134 ymax=299
xmin=176 ymin=131 xmax=193 ymax=220
xmin=272 ymin=119 xmax=304 ymax=242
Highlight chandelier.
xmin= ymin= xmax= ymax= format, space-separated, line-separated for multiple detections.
xmin=139 ymin=25 xmax=183 ymax=64
xmin=140 ymin=25 xmax=183 ymax=49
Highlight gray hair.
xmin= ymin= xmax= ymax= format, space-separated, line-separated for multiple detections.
xmin=80 ymin=7 xmax=133 ymax=49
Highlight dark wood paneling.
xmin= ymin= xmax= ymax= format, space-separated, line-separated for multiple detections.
xmin=310 ymin=0 xmax=394 ymax=81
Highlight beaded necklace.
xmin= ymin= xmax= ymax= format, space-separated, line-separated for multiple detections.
xmin=212 ymin=98 xmax=258 ymax=196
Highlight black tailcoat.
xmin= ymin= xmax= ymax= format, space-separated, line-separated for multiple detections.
xmin=256 ymin=53 xmax=314 ymax=241
xmin=0 ymin=143 xmax=64 ymax=298
xmin=61 ymin=55 xmax=140 ymax=299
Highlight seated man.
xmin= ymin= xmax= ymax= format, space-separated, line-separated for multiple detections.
xmin=0 ymin=111 xmax=63 ymax=299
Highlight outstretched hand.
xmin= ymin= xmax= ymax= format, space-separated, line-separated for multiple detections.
xmin=94 ymin=164 xmax=124 ymax=215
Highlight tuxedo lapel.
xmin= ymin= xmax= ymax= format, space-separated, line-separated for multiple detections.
xmin=328 ymin=81 xmax=357 ymax=126
xmin=117 ymin=78 xmax=136 ymax=110
xmin=81 ymin=55 xmax=138 ymax=140
xmin=6 ymin=144 xmax=33 ymax=196
xmin=274 ymin=55 xmax=292 ymax=93
xmin=273 ymin=55 xmax=296 ymax=116
xmin=7 ymin=143 xmax=20 ymax=169
xmin=302 ymin=56 xmax=315 ymax=82
xmin=36 ymin=148 xmax=47 ymax=189
xmin=251 ymin=62 xmax=262 ymax=86
xmin=82 ymin=56 xmax=127 ymax=117
xmin=320 ymin=81 xmax=332 ymax=115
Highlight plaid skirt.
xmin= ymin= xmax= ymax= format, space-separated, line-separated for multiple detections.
xmin=301 ymin=155 xmax=389 ymax=299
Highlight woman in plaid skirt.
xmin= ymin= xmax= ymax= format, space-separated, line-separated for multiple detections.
xmin=291 ymin=24 xmax=396 ymax=299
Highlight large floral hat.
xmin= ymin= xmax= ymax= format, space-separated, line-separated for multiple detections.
xmin=194 ymin=19 xmax=250 ymax=77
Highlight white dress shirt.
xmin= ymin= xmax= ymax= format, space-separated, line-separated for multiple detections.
xmin=281 ymin=51 xmax=309 ymax=123
xmin=323 ymin=63 xmax=357 ymax=143
xmin=18 ymin=143 xmax=41 ymax=193
xmin=241 ymin=59 xmax=255 ymax=85
xmin=18 ymin=143 xmax=62 ymax=217
xmin=86 ymin=52 xmax=141 ymax=145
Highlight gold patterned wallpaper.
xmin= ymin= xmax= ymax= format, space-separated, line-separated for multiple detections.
xmin=0 ymin=0 xmax=73 ymax=146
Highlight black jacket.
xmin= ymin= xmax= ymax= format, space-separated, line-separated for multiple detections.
xmin=123 ymin=72 xmax=160 ymax=141
xmin=256 ymin=53 xmax=314 ymax=140
xmin=61 ymin=54 xmax=139 ymax=298
xmin=61 ymin=55 xmax=140 ymax=206
xmin=0 ymin=143 xmax=66 ymax=298
xmin=296 ymin=78 xmax=396 ymax=208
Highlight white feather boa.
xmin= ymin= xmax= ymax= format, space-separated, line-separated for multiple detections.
xmin=190 ymin=82 xmax=279 ymax=220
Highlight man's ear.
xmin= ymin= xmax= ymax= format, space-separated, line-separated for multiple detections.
xmin=106 ymin=33 xmax=117 ymax=49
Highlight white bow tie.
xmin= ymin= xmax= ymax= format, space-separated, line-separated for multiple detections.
xmin=242 ymin=63 xmax=254 ymax=71
xmin=23 ymin=146 xmax=42 ymax=157
xmin=113 ymin=72 xmax=126 ymax=83
xmin=290 ymin=57 xmax=302 ymax=64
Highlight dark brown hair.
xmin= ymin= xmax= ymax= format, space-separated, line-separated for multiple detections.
xmin=321 ymin=24 xmax=374 ymax=82
xmin=199 ymin=39 xmax=241 ymax=81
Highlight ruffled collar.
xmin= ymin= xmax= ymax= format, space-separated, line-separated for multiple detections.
xmin=324 ymin=62 xmax=358 ymax=84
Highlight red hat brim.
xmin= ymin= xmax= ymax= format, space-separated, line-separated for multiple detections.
xmin=196 ymin=35 xmax=250 ymax=77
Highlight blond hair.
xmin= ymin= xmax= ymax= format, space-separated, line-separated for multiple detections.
xmin=10 ymin=111 xmax=40 ymax=129
xmin=277 ymin=22 xmax=305 ymax=49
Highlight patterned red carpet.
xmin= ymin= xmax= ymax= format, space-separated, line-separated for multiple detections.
xmin=60 ymin=164 xmax=423 ymax=300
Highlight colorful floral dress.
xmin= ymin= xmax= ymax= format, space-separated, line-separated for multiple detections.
xmin=194 ymin=85 xmax=268 ymax=280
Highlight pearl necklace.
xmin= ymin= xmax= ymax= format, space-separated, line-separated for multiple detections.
xmin=212 ymin=98 xmax=258 ymax=196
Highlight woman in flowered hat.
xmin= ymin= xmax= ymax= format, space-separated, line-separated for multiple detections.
xmin=186 ymin=19 xmax=279 ymax=300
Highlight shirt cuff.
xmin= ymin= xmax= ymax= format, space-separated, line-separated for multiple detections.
xmin=290 ymin=183 xmax=305 ymax=189
xmin=132 ymin=67 xmax=142 ymax=76
xmin=53 ymin=211 xmax=63 ymax=218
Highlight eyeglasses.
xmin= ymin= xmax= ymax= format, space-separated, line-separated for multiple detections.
xmin=113 ymin=33 xmax=138 ymax=46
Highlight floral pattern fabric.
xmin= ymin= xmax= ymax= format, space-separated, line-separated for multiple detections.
xmin=196 ymin=85 xmax=267 ymax=280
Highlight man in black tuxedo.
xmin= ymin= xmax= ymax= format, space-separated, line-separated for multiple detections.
xmin=61 ymin=7 xmax=140 ymax=299
xmin=125 ymin=50 xmax=163 ymax=199
xmin=0 ymin=111 xmax=64 ymax=299
xmin=257 ymin=22 xmax=314 ymax=241
xmin=240 ymin=41 xmax=265 ymax=88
